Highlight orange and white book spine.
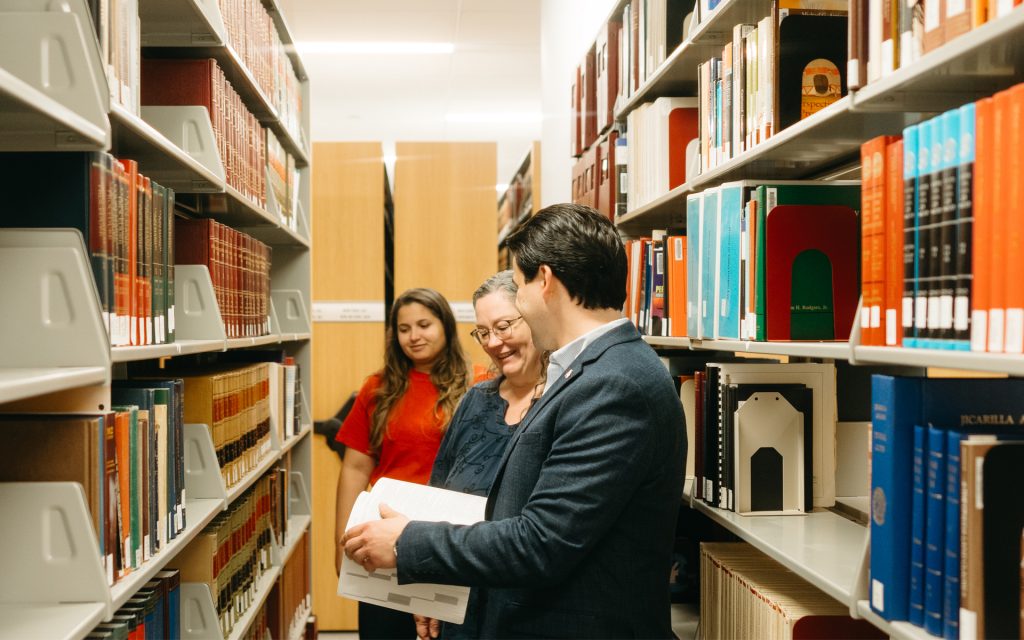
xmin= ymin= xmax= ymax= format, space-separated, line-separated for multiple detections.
xmin=988 ymin=90 xmax=1010 ymax=352
xmin=886 ymin=138 xmax=905 ymax=346
xmin=1005 ymin=84 xmax=1024 ymax=353
xmin=972 ymin=97 xmax=992 ymax=352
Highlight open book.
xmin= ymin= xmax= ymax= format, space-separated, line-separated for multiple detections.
xmin=337 ymin=477 xmax=486 ymax=623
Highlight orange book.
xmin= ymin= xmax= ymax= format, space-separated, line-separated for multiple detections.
xmin=861 ymin=136 xmax=894 ymax=345
xmin=885 ymin=139 xmax=905 ymax=346
xmin=860 ymin=142 xmax=874 ymax=345
xmin=1006 ymin=84 xmax=1024 ymax=353
xmin=667 ymin=234 xmax=688 ymax=337
xmin=972 ymin=97 xmax=993 ymax=352
xmin=988 ymin=90 xmax=1010 ymax=352
xmin=114 ymin=410 xmax=132 ymax=576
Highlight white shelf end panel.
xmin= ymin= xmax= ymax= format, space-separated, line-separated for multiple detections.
xmin=175 ymin=265 xmax=228 ymax=344
xmin=0 ymin=0 xmax=110 ymax=150
xmin=0 ymin=483 xmax=112 ymax=617
xmin=142 ymin=106 xmax=227 ymax=192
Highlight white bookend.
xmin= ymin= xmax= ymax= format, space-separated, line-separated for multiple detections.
xmin=138 ymin=0 xmax=229 ymax=47
xmin=271 ymin=290 xmax=311 ymax=335
xmin=0 ymin=0 xmax=110 ymax=150
xmin=175 ymin=265 xmax=228 ymax=343
xmin=183 ymin=423 xmax=229 ymax=504
xmin=142 ymin=106 xmax=227 ymax=191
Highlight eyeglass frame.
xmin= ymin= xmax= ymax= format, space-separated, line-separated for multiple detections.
xmin=470 ymin=316 xmax=524 ymax=344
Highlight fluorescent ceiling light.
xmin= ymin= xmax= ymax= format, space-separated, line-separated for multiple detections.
xmin=446 ymin=112 xmax=543 ymax=124
xmin=297 ymin=41 xmax=454 ymax=55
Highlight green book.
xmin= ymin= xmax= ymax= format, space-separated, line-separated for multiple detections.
xmin=753 ymin=182 xmax=861 ymax=341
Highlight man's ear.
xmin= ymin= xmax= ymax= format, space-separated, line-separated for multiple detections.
xmin=537 ymin=264 xmax=557 ymax=300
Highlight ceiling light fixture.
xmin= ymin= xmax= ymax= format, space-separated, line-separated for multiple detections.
xmin=445 ymin=112 xmax=543 ymax=124
xmin=296 ymin=41 xmax=455 ymax=55
xmin=495 ymin=183 xmax=510 ymax=193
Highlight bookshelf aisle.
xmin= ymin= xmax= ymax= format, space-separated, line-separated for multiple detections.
xmin=571 ymin=0 xmax=1024 ymax=638
xmin=497 ymin=141 xmax=541 ymax=270
xmin=0 ymin=1 xmax=313 ymax=639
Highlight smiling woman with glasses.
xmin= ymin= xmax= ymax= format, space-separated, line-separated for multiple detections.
xmin=415 ymin=270 xmax=546 ymax=640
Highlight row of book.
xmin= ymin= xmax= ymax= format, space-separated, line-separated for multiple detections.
xmin=215 ymin=0 xmax=304 ymax=142
xmin=848 ymin=0 xmax=1012 ymax=89
xmin=267 ymin=127 xmax=302 ymax=230
xmin=142 ymin=58 xmax=268 ymax=211
xmin=570 ymin=130 xmax=619 ymax=222
xmin=624 ymin=98 xmax=697 ymax=209
xmin=684 ymin=361 xmax=838 ymax=511
xmin=697 ymin=3 xmax=848 ymax=174
xmin=176 ymin=218 xmax=273 ymax=340
xmin=0 ymin=381 xmax=188 ymax=586
xmin=269 ymin=530 xmax=312 ymax=640
xmin=86 ymin=570 xmax=181 ymax=640
xmin=624 ymin=233 xmax=687 ymax=338
xmin=0 ymin=152 xmax=176 ymax=347
xmin=172 ymin=472 xmax=280 ymax=638
xmin=701 ymin=543 xmax=884 ymax=639
xmin=869 ymin=375 xmax=1024 ymax=640
xmin=860 ymin=85 xmax=1024 ymax=354
xmin=572 ymin=0 xmax=689 ymax=157
xmin=87 ymin=0 xmax=141 ymax=116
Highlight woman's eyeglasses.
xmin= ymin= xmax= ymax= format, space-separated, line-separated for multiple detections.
xmin=470 ymin=316 xmax=523 ymax=344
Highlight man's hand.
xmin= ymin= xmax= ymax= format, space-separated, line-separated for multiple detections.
xmin=414 ymin=615 xmax=441 ymax=640
xmin=342 ymin=503 xmax=410 ymax=573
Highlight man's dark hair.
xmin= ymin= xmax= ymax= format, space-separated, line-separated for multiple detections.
xmin=505 ymin=203 xmax=627 ymax=310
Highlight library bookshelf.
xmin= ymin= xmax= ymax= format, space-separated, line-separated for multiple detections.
xmin=576 ymin=0 xmax=1024 ymax=636
xmin=0 ymin=0 xmax=313 ymax=639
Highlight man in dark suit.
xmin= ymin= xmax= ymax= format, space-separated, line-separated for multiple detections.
xmin=343 ymin=203 xmax=686 ymax=638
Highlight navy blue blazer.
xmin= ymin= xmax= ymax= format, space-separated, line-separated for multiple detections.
xmin=397 ymin=322 xmax=686 ymax=638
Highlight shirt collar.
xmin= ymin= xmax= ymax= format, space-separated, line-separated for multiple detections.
xmin=542 ymin=317 xmax=630 ymax=395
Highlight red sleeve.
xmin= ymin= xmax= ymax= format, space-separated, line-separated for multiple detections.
xmin=335 ymin=374 xmax=381 ymax=456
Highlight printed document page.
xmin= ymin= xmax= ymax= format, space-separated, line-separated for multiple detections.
xmin=337 ymin=477 xmax=486 ymax=623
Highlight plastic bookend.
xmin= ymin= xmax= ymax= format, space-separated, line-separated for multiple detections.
xmin=138 ymin=0 xmax=228 ymax=48
xmin=296 ymin=200 xmax=310 ymax=243
xmin=0 ymin=0 xmax=109 ymax=149
xmin=0 ymin=483 xmax=112 ymax=614
xmin=142 ymin=106 xmax=227 ymax=189
xmin=289 ymin=471 xmax=312 ymax=517
xmin=269 ymin=298 xmax=282 ymax=336
xmin=0 ymin=229 xmax=110 ymax=369
xmin=184 ymin=423 xmax=229 ymax=503
xmin=270 ymin=290 xmax=310 ymax=335
xmin=175 ymin=265 xmax=228 ymax=342
xmin=179 ymin=583 xmax=222 ymax=640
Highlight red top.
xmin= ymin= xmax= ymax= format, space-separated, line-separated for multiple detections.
xmin=336 ymin=366 xmax=489 ymax=485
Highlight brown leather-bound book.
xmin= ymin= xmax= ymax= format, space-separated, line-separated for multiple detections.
xmin=960 ymin=437 xmax=997 ymax=640
xmin=580 ymin=45 xmax=598 ymax=151
xmin=570 ymin=65 xmax=581 ymax=157
xmin=596 ymin=20 xmax=620 ymax=135
xmin=0 ymin=415 xmax=105 ymax=572
xmin=595 ymin=131 xmax=618 ymax=221
xmin=141 ymin=58 xmax=216 ymax=113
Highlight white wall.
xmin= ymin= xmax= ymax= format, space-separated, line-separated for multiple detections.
xmin=539 ymin=0 xmax=617 ymax=206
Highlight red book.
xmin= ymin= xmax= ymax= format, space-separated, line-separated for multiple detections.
xmin=118 ymin=159 xmax=141 ymax=345
xmin=570 ymin=65 xmax=581 ymax=157
xmin=581 ymin=45 xmax=598 ymax=150
xmin=596 ymin=131 xmax=619 ymax=221
xmin=765 ymin=204 xmax=860 ymax=341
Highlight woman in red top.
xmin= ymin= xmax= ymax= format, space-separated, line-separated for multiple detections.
xmin=334 ymin=287 xmax=481 ymax=639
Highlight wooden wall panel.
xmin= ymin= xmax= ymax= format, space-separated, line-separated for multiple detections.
xmin=311 ymin=142 xmax=385 ymax=631
xmin=394 ymin=142 xmax=498 ymax=367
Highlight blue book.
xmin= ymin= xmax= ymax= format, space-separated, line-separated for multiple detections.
xmin=924 ymin=424 xmax=948 ymax=635
xmin=717 ymin=182 xmax=744 ymax=339
xmin=909 ymin=424 xmax=926 ymax=626
xmin=952 ymin=103 xmax=975 ymax=351
xmin=686 ymin=193 xmax=703 ymax=338
xmin=701 ymin=188 xmax=720 ymax=338
xmin=870 ymin=375 xmax=1024 ymax=622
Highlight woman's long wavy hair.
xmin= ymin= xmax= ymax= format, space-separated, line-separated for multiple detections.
xmin=369 ymin=288 xmax=472 ymax=452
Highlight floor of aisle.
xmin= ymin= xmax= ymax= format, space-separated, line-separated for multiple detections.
xmin=318 ymin=602 xmax=700 ymax=639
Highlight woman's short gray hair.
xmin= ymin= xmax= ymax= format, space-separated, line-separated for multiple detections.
xmin=472 ymin=270 xmax=517 ymax=305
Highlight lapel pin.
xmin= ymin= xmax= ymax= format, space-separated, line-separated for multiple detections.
xmin=564 ymin=368 xmax=573 ymax=379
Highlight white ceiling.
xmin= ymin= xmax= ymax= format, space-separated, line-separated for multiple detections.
xmin=278 ymin=0 xmax=543 ymax=185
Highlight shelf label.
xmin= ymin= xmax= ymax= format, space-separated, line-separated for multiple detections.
xmin=312 ymin=301 xmax=385 ymax=323
xmin=449 ymin=301 xmax=475 ymax=323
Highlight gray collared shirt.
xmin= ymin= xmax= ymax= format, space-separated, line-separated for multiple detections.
xmin=542 ymin=317 xmax=631 ymax=395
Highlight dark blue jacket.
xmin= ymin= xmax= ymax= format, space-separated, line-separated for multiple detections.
xmin=397 ymin=322 xmax=686 ymax=638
